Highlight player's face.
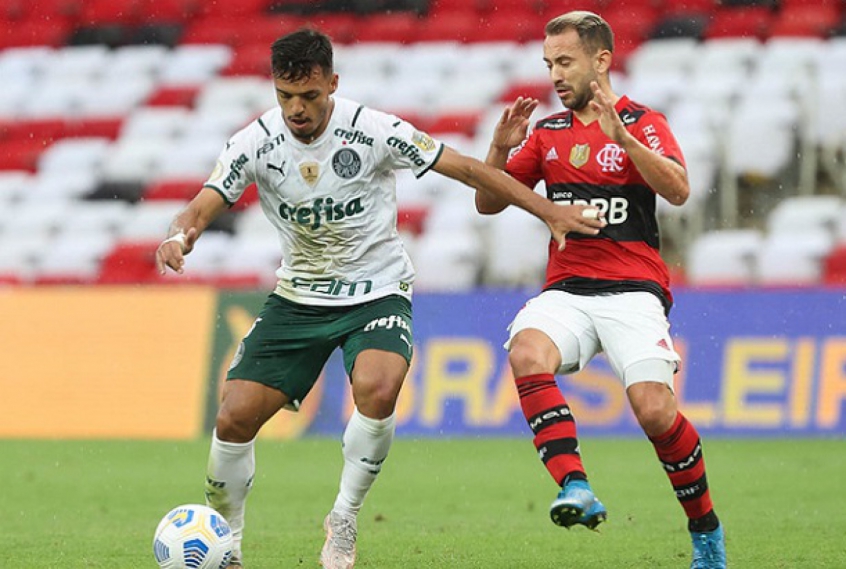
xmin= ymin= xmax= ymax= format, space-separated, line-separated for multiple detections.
xmin=543 ymin=29 xmax=600 ymax=111
xmin=274 ymin=66 xmax=338 ymax=142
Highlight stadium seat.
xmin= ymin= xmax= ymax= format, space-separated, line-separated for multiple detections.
xmin=120 ymin=107 xmax=192 ymax=141
xmin=480 ymin=206 xmax=548 ymax=287
xmin=414 ymin=12 xmax=480 ymax=43
xmin=157 ymin=44 xmax=233 ymax=86
xmin=768 ymin=5 xmax=841 ymax=38
xmin=767 ymin=196 xmax=843 ymax=236
xmin=756 ymin=229 xmax=834 ymax=286
xmin=106 ymin=45 xmax=170 ymax=80
xmin=704 ymin=6 xmax=773 ymax=39
xmin=142 ymin=179 xmax=202 ymax=202
xmin=355 ymin=13 xmax=420 ymax=43
xmin=33 ymin=232 xmax=119 ymax=284
xmin=412 ymin=229 xmax=483 ymax=291
xmin=145 ymin=85 xmax=201 ymax=107
xmin=686 ymin=229 xmax=763 ymax=287
xmin=822 ymin=245 xmax=846 ymax=285
xmin=473 ymin=13 xmax=546 ymax=43
xmin=96 ymin=241 xmax=161 ymax=284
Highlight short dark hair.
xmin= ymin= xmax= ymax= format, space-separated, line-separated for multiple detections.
xmin=271 ymin=28 xmax=333 ymax=81
xmin=545 ymin=11 xmax=614 ymax=54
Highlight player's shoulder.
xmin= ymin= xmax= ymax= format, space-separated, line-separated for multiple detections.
xmin=230 ymin=107 xmax=284 ymax=144
xmin=534 ymin=110 xmax=574 ymax=131
xmin=333 ymin=96 xmax=400 ymax=131
xmin=617 ymin=96 xmax=663 ymax=126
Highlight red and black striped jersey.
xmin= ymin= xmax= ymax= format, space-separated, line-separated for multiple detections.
xmin=505 ymin=96 xmax=685 ymax=308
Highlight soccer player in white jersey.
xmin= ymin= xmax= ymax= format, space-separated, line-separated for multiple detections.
xmin=156 ymin=28 xmax=604 ymax=569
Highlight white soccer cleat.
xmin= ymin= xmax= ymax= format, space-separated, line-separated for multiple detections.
xmin=320 ymin=510 xmax=357 ymax=569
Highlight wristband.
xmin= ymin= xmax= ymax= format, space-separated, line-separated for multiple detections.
xmin=162 ymin=232 xmax=187 ymax=250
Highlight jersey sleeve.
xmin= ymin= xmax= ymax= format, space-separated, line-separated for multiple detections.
xmin=203 ymin=121 xmax=260 ymax=205
xmin=505 ymin=130 xmax=544 ymax=189
xmin=633 ymin=111 xmax=686 ymax=169
xmin=377 ymin=113 xmax=445 ymax=178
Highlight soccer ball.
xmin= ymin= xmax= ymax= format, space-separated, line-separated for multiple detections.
xmin=152 ymin=504 xmax=234 ymax=569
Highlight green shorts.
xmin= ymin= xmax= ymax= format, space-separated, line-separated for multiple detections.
xmin=227 ymin=293 xmax=413 ymax=409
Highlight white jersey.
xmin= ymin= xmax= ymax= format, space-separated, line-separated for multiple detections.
xmin=204 ymin=97 xmax=444 ymax=306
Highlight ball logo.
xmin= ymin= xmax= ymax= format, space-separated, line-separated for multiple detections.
xmin=332 ymin=148 xmax=361 ymax=179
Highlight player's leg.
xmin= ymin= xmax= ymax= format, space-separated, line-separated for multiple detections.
xmin=506 ymin=291 xmax=605 ymax=529
xmin=207 ymin=379 xmax=290 ymax=568
xmin=321 ymin=296 xmax=412 ymax=569
xmin=599 ymin=293 xmax=725 ymax=568
xmin=627 ymin=376 xmax=725 ymax=568
xmin=208 ymin=294 xmax=337 ymax=568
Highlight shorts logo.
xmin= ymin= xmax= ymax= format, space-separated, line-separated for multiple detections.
xmin=363 ymin=314 xmax=410 ymax=333
xmin=228 ymin=341 xmax=245 ymax=370
xmin=332 ymin=148 xmax=361 ymax=179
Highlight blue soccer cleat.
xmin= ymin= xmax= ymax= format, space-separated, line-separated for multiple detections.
xmin=690 ymin=524 xmax=727 ymax=568
xmin=549 ymin=480 xmax=607 ymax=530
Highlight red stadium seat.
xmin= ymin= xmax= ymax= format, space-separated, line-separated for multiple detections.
xmin=768 ymin=5 xmax=840 ymax=38
xmin=498 ymin=81 xmax=553 ymax=103
xmin=96 ymin=242 xmax=161 ymax=284
xmin=143 ymin=179 xmax=204 ymax=202
xmin=603 ymin=4 xmax=659 ymax=45
xmin=823 ymin=245 xmax=846 ymax=285
xmin=222 ymin=43 xmax=273 ymax=77
xmin=0 ymin=119 xmax=68 ymax=145
xmin=414 ymin=11 xmax=480 ymax=43
xmin=355 ymin=13 xmax=420 ymax=43
xmin=181 ymin=16 xmax=259 ymax=47
xmin=427 ymin=112 xmax=482 ymax=137
xmin=397 ymin=205 xmax=428 ymax=235
xmin=64 ymin=118 xmax=124 ymax=140
xmin=660 ymin=0 xmax=716 ymax=16
xmin=0 ymin=18 xmax=72 ymax=48
xmin=194 ymin=0 xmax=271 ymax=19
xmin=704 ymin=7 xmax=774 ymax=40
xmin=78 ymin=0 xmax=140 ymax=26
xmin=135 ymin=0 xmax=203 ymax=23
xmin=145 ymin=86 xmax=201 ymax=108
xmin=0 ymin=140 xmax=50 ymax=172
xmin=473 ymin=13 xmax=546 ymax=43
xmin=303 ymin=13 xmax=359 ymax=44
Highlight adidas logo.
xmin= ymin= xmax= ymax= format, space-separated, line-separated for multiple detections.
xmin=546 ymin=147 xmax=559 ymax=161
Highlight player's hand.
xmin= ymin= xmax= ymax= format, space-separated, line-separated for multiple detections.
xmin=491 ymin=97 xmax=540 ymax=151
xmin=589 ymin=82 xmax=627 ymax=144
xmin=155 ymin=227 xmax=199 ymax=275
xmin=547 ymin=204 xmax=606 ymax=251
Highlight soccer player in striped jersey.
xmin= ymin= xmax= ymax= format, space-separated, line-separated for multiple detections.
xmin=476 ymin=11 xmax=726 ymax=569
xmin=156 ymin=28 xmax=603 ymax=569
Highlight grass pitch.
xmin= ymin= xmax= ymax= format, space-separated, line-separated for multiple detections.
xmin=2 ymin=437 xmax=844 ymax=568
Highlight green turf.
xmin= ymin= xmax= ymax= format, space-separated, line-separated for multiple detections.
xmin=2 ymin=437 xmax=844 ymax=568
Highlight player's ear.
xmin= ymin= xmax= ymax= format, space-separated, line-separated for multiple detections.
xmin=329 ymin=72 xmax=339 ymax=94
xmin=595 ymin=49 xmax=612 ymax=75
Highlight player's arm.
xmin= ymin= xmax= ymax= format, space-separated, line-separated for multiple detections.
xmin=155 ymin=188 xmax=229 ymax=275
xmin=590 ymin=82 xmax=689 ymax=206
xmin=433 ymin=146 xmax=604 ymax=250
xmin=477 ymin=97 xmax=540 ymax=214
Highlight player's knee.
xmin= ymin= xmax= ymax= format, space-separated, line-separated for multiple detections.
xmin=353 ymin=376 xmax=402 ymax=418
xmin=629 ymin=385 xmax=677 ymax=437
xmin=215 ymin=408 xmax=259 ymax=443
xmin=508 ymin=340 xmax=551 ymax=376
